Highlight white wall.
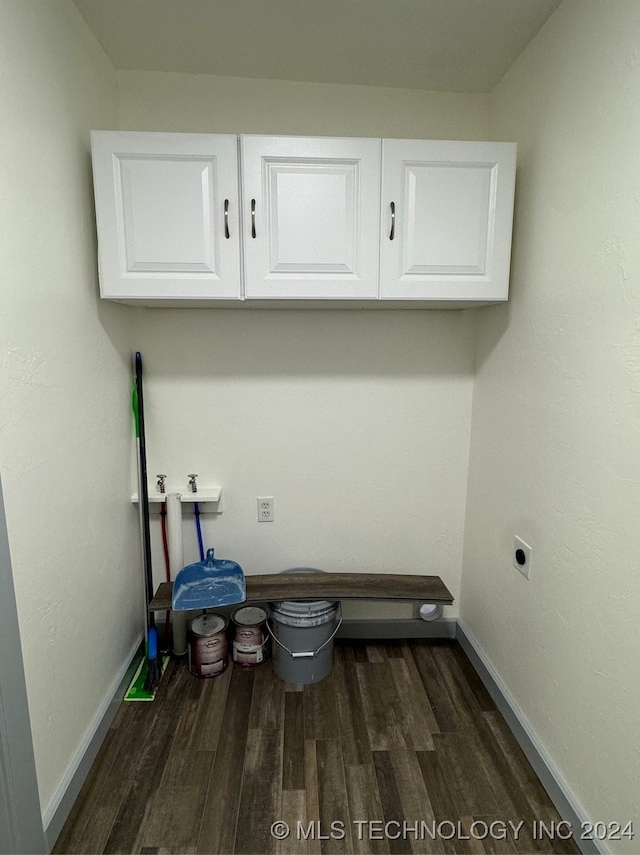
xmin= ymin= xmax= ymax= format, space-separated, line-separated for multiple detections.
xmin=462 ymin=0 xmax=640 ymax=846
xmin=0 ymin=1 xmax=140 ymax=822
xmin=133 ymin=309 xmax=476 ymax=619
xmin=117 ymin=70 xmax=489 ymax=139
xmin=116 ymin=71 xmax=489 ymax=618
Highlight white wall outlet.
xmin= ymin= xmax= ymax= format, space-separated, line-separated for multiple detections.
xmin=257 ymin=497 xmax=274 ymax=522
xmin=513 ymin=536 xmax=532 ymax=578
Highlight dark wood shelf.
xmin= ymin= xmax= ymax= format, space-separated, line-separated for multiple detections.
xmin=149 ymin=572 xmax=454 ymax=612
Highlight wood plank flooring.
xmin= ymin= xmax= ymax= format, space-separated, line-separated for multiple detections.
xmin=53 ymin=640 xmax=580 ymax=855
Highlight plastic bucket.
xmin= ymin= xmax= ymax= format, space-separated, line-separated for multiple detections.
xmin=268 ymin=568 xmax=341 ymax=684
xmin=231 ymin=605 xmax=269 ymax=667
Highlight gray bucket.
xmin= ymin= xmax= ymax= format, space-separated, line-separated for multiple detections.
xmin=268 ymin=568 xmax=341 ymax=684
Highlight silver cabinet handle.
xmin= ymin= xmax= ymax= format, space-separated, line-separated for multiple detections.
xmin=224 ymin=199 xmax=230 ymax=239
xmin=389 ymin=201 xmax=395 ymax=240
xmin=251 ymin=199 xmax=256 ymax=239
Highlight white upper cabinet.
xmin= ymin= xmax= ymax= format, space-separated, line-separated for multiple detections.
xmin=90 ymin=131 xmax=242 ymax=302
xmin=380 ymin=140 xmax=517 ymax=302
xmin=90 ymin=132 xmax=517 ymax=307
xmin=240 ymin=135 xmax=381 ymax=299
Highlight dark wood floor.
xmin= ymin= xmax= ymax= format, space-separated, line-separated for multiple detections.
xmin=53 ymin=640 xmax=580 ymax=855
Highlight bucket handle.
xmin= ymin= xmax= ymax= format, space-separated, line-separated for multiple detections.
xmin=266 ymin=604 xmax=342 ymax=659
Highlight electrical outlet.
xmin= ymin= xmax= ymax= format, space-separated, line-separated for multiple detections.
xmin=513 ymin=536 xmax=532 ymax=578
xmin=257 ymin=497 xmax=274 ymax=522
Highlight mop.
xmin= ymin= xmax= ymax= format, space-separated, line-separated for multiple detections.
xmin=124 ymin=352 xmax=169 ymax=701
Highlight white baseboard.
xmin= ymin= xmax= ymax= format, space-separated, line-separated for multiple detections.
xmin=42 ymin=633 xmax=143 ymax=852
xmin=456 ymin=620 xmax=605 ymax=855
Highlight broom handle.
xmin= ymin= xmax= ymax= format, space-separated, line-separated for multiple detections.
xmin=135 ymin=353 xmax=155 ymax=618
xmin=135 ymin=441 xmax=151 ymax=641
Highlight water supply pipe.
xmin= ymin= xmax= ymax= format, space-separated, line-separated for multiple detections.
xmin=166 ymin=492 xmax=188 ymax=655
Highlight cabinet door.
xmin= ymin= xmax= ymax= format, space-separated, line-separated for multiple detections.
xmin=91 ymin=132 xmax=241 ymax=302
xmin=380 ymin=140 xmax=516 ymax=302
xmin=241 ymin=136 xmax=381 ymax=300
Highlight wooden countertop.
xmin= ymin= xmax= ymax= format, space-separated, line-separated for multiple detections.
xmin=149 ymin=572 xmax=453 ymax=612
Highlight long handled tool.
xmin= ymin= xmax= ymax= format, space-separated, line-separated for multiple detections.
xmin=131 ymin=351 xmax=163 ymax=696
xmin=160 ymin=499 xmax=172 ymax=652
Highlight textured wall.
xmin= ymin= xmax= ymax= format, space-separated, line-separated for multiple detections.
xmin=131 ymin=308 xmax=476 ymax=621
xmin=462 ymin=0 xmax=640 ymax=845
xmin=116 ymin=69 xmax=489 ymax=139
xmin=0 ymin=0 xmax=140 ymax=820
xmin=115 ymin=71 xmax=490 ymax=619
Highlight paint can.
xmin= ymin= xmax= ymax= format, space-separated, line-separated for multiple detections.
xmin=231 ymin=606 xmax=269 ymax=667
xmin=188 ymin=613 xmax=228 ymax=678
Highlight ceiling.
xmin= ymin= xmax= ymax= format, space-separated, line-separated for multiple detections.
xmin=72 ymin=0 xmax=563 ymax=93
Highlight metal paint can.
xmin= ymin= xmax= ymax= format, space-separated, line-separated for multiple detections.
xmin=188 ymin=613 xmax=228 ymax=678
xmin=231 ymin=606 xmax=269 ymax=667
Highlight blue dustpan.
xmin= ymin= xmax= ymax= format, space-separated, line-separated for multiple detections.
xmin=172 ymin=547 xmax=246 ymax=611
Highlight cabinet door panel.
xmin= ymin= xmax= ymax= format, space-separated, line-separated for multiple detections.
xmin=91 ymin=132 xmax=241 ymax=301
xmin=404 ymin=163 xmax=491 ymax=272
xmin=119 ymin=156 xmax=215 ymax=272
xmin=381 ymin=140 xmax=516 ymax=302
xmin=241 ymin=136 xmax=381 ymax=299
xmin=270 ymin=168 xmax=351 ymax=271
